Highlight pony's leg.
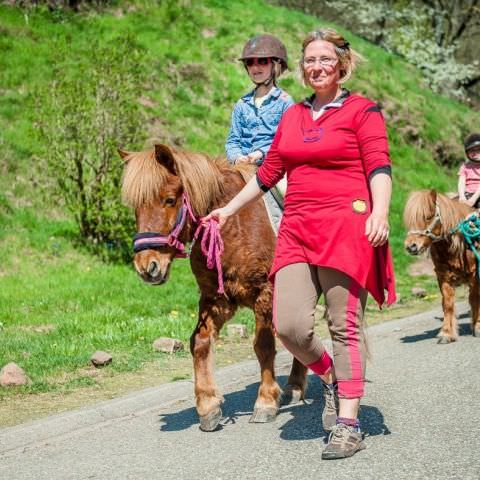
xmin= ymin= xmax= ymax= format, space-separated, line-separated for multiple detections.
xmin=250 ymin=288 xmax=282 ymax=423
xmin=281 ymin=358 xmax=309 ymax=406
xmin=190 ymin=295 xmax=236 ymax=431
xmin=438 ymin=279 xmax=458 ymax=344
xmin=469 ymin=277 xmax=480 ymax=337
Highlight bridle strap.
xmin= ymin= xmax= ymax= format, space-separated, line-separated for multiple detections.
xmin=133 ymin=193 xmax=196 ymax=257
xmin=407 ymin=199 xmax=445 ymax=242
xmin=132 ymin=193 xmax=226 ymax=294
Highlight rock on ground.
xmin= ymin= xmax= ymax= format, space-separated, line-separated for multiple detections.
xmin=90 ymin=351 xmax=112 ymax=368
xmin=0 ymin=363 xmax=30 ymax=387
xmin=152 ymin=338 xmax=184 ymax=354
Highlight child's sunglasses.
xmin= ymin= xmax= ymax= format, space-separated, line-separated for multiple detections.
xmin=244 ymin=57 xmax=271 ymax=67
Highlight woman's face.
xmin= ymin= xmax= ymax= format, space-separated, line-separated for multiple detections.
xmin=303 ymin=40 xmax=341 ymax=93
xmin=245 ymin=57 xmax=273 ymax=85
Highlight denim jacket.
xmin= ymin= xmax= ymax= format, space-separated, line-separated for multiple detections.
xmin=225 ymin=86 xmax=294 ymax=165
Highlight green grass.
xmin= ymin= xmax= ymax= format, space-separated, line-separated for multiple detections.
xmin=0 ymin=0 xmax=476 ymax=396
xmin=0 ymin=208 xmax=254 ymax=396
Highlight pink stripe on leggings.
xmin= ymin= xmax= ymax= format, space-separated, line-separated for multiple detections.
xmin=307 ymin=351 xmax=333 ymax=376
xmin=338 ymin=279 xmax=364 ymax=398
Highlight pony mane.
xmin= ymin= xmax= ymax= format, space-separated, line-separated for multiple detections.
xmin=122 ymin=147 xmax=227 ymax=216
xmin=404 ymin=189 xmax=471 ymax=255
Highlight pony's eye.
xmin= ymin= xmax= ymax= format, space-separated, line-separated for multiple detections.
xmin=165 ymin=197 xmax=176 ymax=207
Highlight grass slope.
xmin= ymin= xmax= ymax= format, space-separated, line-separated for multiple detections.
xmin=0 ymin=0 xmax=476 ymax=398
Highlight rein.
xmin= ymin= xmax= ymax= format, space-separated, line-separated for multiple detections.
xmin=194 ymin=220 xmax=225 ymax=294
xmin=452 ymin=214 xmax=480 ymax=278
xmin=407 ymin=199 xmax=445 ymax=242
xmin=133 ymin=192 xmax=225 ymax=294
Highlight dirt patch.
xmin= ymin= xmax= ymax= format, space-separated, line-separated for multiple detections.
xmin=408 ymin=257 xmax=435 ymax=277
xmin=18 ymin=324 xmax=57 ymax=334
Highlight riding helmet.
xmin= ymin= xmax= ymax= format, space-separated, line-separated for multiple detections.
xmin=464 ymin=133 xmax=480 ymax=155
xmin=239 ymin=34 xmax=289 ymax=73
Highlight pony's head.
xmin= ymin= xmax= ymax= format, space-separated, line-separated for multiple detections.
xmin=120 ymin=144 xmax=223 ymax=285
xmin=403 ymin=189 xmax=471 ymax=256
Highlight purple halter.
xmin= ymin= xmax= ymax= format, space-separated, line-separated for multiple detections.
xmin=133 ymin=193 xmax=196 ymax=258
xmin=132 ymin=192 xmax=225 ymax=294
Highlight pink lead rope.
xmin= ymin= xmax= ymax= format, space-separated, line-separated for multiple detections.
xmin=133 ymin=191 xmax=225 ymax=294
xmin=194 ymin=219 xmax=225 ymax=294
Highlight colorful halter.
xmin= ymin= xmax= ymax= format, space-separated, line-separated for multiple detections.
xmin=407 ymin=199 xmax=444 ymax=242
xmin=132 ymin=192 xmax=225 ymax=294
xmin=133 ymin=193 xmax=196 ymax=258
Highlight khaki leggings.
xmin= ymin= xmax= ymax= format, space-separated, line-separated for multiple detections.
xmin=274 ymin=263 xmax=368 ymax=398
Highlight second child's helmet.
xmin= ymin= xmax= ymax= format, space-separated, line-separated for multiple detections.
xmin=464 ymin=133 xmax=480 ymax=158
xmin=239 ymin=34 xmax=289 ymax=74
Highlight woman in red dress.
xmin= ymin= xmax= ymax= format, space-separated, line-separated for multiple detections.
xmin=205 ymin=28 xmax=396 ymax=459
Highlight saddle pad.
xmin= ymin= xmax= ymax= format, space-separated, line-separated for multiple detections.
xmin=235 ymin=165 xmax=283 ymax=236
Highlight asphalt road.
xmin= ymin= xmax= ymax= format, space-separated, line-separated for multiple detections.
xmin=1 ymin=304 xmax=479 ymax=480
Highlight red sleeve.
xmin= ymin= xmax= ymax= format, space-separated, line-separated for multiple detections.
xmin=354 ymin=102 xmax=391 ymax=178
xmin=256 ymin=114 xmax=286 ymax=189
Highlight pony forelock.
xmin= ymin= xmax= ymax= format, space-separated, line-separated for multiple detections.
xmin=121 ymin=147 xmax=225 ymax=216
xmin=404 ymin=189 xmax=472 ymax=255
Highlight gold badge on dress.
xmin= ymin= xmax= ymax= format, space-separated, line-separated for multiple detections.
xmin=352 ymin=199 xmax=367 ymax=214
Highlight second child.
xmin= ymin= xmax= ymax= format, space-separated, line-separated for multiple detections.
xmin=458 ymin=133 xmax=480 ymax=208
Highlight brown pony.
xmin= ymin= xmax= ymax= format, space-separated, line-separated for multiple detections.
xmin=120 ymin=144 xmax=307 ymax=431
xmin=403 ymin=189 xmax=480 ymax=343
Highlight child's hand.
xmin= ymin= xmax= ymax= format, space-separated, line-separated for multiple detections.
xmin=247 ymin=151 xmax=263 ymax=163
xmin=235 ymin=155 xmax=250 ymax=164
xmin=461 ymin=197 xmax=477 ymax=207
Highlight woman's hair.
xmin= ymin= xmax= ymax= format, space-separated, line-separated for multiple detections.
xmin=272 ymin=59 xmax=284 ymax=83
xmin=299 ymin=28 xmax=364 ymax=86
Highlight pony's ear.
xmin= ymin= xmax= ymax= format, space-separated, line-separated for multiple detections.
xmin=155 ymin=144 xmax=177 ymax=175
xmin=118 ymin=149 xmax=131 ymax=162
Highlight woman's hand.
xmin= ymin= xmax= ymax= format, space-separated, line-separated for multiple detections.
xmin=365 ymin=211 xmax=389 ymax=247
xmin=202 ymin=205 xmax=235 ymax=229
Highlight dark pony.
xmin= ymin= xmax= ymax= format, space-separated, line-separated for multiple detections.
xmin=120 ymin=144 xmax=307 ymax=431
xmin=403 ymin=189 xmax=480 ymax=343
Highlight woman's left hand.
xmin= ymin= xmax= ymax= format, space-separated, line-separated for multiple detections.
xmin=365 ymin=211 xmax=389 ymax=247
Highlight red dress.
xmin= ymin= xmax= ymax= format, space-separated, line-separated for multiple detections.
xmin=257 ymin=93 xmax=396 ymax=307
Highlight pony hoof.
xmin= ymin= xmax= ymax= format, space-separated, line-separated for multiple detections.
xmin=473 ymin=328 xmax=480 ymax=338
xmin=437 ymin=335 xmax=454 ymax=344
xmin=249 ymin=407 xmax=278 ymax=423
xmin=280 ymin=385 xmax=304 ymax=406
xmin=199 ymin=407 xmax=222 ymax=432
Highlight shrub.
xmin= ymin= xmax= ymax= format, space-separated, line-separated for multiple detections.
xmin=271 ymin=0 xmax=480 ymax=103
xmin=36 ymin=34 xmax=146 ymax=261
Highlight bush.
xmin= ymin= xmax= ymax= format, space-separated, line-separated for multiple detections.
xmin=271 ymin=0 xmax=480 ymax=103
xmin=36 ymin=35 xmax=146 ymax=261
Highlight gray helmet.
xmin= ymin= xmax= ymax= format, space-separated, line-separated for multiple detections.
xmin=239 ymin=34 xmax=289 ymax=73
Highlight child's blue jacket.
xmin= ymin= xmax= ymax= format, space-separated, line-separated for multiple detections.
xmin=225 ymin=86 xmax=293 ymax=165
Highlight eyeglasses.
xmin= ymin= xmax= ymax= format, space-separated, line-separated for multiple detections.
xmin=303 ymin=57 xmax=338 ymax=67
xmin=244 ymin=57 xmax=271 ymax=67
